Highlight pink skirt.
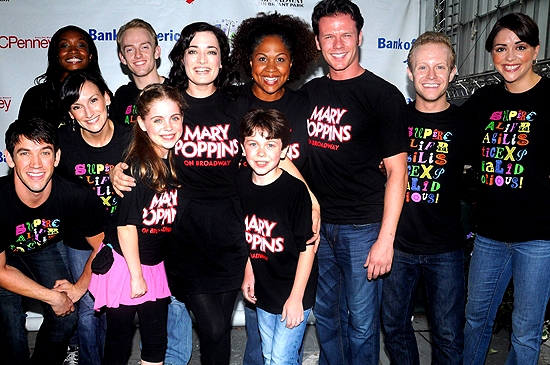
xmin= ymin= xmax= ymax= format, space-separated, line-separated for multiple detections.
xmin=89 ymin=244 xmax=171 ymax=310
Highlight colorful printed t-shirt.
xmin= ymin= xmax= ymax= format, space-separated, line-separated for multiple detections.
xmin=0 ymin=175 xmax=105 ymax=256
xmin=462 ymin=77 xmax=550 ymax=242
xmin=57 ymin=122 xmax=132 ymax=249
xmin=396 ymin=102 xmax=473 ymax=255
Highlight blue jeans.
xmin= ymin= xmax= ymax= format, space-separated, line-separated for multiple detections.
xmin=244 ymin=302 xmax=304 ymax=365
xmin=314 ymin=222 xmax=382 ymax=365
xmin=0 ymin=242 xmax=77 ymax=365
xmin=381 ymin=248 xmax=465 ymax=365
xmin=65 ymin=246 xmax=106 ymax=365
xmin=244 ymin=303 xmax=264 ymax=365
xmin=464 ymin=235 xmax=550 ymax=365
xmin=165 ymin=297 xmax=193 ymax=365
xmin=257 ymin=307 xmax=311 ymax=365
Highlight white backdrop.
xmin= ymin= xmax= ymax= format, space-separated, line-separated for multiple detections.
xmin=0 ymin=0 xmax=420 ymax=176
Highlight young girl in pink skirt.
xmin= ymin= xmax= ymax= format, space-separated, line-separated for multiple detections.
xmin=89 ymin=83 xmax=186 ymax=365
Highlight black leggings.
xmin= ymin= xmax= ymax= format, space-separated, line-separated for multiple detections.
xmin=104 ymin=297 xmax=169 ymax=365
xmin=185 ymin=289 xmax=239 ymax=365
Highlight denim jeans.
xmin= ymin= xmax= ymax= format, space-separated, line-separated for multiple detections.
xmin=244 ymin=302 xmax=304 ymax=365
xmin=244 ymin=303 xmax=264 ymax=365
xmin=165 ymin=297 xmax=193 ymax=365
xmin=464 ymin=235 xmax=550 ymax=365
xmin=314 ymin=222 xmax=382 ymax=365
xmin=65 ymin=246 xmax=107 ymax=365
xmin=0 ymin=242 xmax=77 ymax=365
xmin=381 ymin=248 xmax=465 ymax=365
xmin=257 ymin=307 xmax=311 ymax=365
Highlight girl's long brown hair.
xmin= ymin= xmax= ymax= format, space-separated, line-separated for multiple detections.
xmin=124 ymin=83 xmax=187 ymax=192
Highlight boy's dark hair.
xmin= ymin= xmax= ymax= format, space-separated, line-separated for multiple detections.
xmin=6 ymin=117 xmax=59 ymax=156
xmin=239 ymin=108 xmax=291 ymax=148
xmin=311 ymin=0 xmax=364 ymax=37
xmin=485 ymin=12 xmax=539 ymax=52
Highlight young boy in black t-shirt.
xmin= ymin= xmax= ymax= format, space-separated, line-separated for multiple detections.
xmin=238 ymin=108 xmax=317 ymax=365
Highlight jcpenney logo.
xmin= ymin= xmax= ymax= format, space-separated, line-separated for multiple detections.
xmin=0 ymin=97 xmax=12 ymax=112
xmin=0 ymin=35 xmax=50 ymax=49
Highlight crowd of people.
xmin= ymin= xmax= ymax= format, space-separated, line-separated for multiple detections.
xmin=0 ymin=1 xmax=548 ymax=365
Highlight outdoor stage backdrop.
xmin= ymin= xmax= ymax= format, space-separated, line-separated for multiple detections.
xmin=0 ymin=0 xmax=419 ymax=176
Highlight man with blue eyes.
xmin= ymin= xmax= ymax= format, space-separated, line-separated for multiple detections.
xmin=381 ymin=31 xmax=472 ymax=365
xmin=302 ymin=1 xmax=408 ymax=364
xmin=111 ymin=19 xmax=167 ymax=125
xmin=0 ymin=118 xmax=105 ymax=365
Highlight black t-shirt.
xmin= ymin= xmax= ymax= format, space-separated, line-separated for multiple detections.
xmin=396 ymin=102 xmax=472 ymax=254
xmin=240 ymin=82 xmax=309 ymax=171
xmin=462 ymin=77 xmax=550 ymax=242
xmin=173 ymin=90 xmax=252 ymax=199
xmin=237 ymin=169 xmax=317 ymax=314
xmin=111 ymin=81 xmax=142 ymax=125
xmin=108 ymin=167 xmax=178 ymax=266
xmin=301 ymin=71 xmax=408 ymax=224
xmin=0 ymin=175 xmax=105 ymax=256
xmin=18 ymin=82 xmax=63 ymax=127
xmin=57 ymin=122 xmax=133 ymax=249
xmin=111 ymin=79 xmax=169 ymax=125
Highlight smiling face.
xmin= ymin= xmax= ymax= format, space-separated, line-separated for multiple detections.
xmin=407 ymin=42 xmax=456 ymax=112
xmin=183 ymin=31 xmax=222 ymax=96
xmin=57 ymin=29 xmax=92 ymax=77
xmin=69 ymin=81 xmax=111 ymax=135
xmin=242 ymin=129 xmax=288 ymax=185
xmin=6 ymin=137 xmax=60 ymax=196
xmin=250 ymin=35 xmax=292 ymax=102
xmin=138 ymin=98 xmax=184 ymax=158
xmin=491 ymin=28 xmax=540 ymax=92
xmin=316 ymin=13 xmax=363 ymax=80
xmin=119 ymin=27 xmax=160 ymax=80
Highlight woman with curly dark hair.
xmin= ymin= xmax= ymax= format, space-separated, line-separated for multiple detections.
xmin=232 ymin=12 xmax=318 ymax=172
xmin=18 ymin=25 xmax=102 ymax=127
xmin=231 ymin=12 xmax=319 ymax=365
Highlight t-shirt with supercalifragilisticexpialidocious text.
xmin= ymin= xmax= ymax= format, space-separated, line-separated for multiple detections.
xmin=396 ymin=102 xmax=474 ymax=255
xmin=0 ymin=174 xmax=105 ymax=256
xmin=461 ymin=77 xmax=550 ymax=242
xmin=57 ymin=122 xmax=132 ymax=250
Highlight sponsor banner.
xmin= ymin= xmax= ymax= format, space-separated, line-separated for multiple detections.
xmin=0 ymin=0 xmax=419 ymax=175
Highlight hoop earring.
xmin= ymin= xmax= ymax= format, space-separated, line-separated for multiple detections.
xmin=532 ymin=59 xmax=538 ymax=66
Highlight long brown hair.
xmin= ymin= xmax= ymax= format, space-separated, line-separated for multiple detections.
xmin=124 ymin=83 xmax=187 ymax=192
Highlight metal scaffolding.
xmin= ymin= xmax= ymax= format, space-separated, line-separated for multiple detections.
xmin=434 ymin=0 xmax=550 ymax=100
xmin=447 ymin=60 xmax=550 ymax=101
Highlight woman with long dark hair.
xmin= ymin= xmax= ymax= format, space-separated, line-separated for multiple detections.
xmin=19 ymin=25 xmax=101 ymax=127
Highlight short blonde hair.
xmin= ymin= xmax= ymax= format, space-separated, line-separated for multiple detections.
xmin=407 ymin=31 xmax=456 ymax=69
xmin=117 ymin=18 xmax=158 ymax=54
